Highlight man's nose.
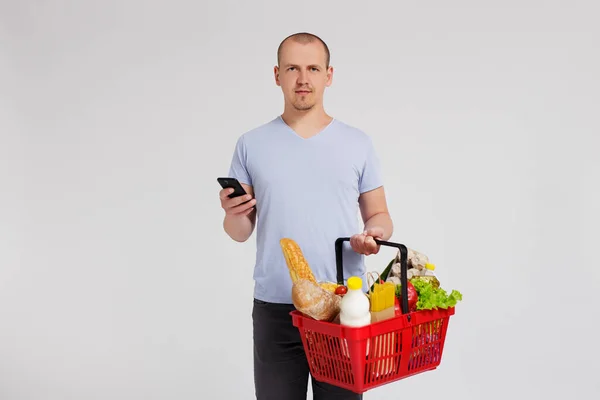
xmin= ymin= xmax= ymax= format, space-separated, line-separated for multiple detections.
xmin=297 ymin=70 xmax=309 ymax=84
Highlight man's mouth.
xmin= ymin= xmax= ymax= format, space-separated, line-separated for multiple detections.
xmin=296 ymin=90 xmax=311 ymax=95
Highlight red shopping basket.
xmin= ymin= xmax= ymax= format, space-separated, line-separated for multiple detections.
xmin=290 ymin=237 xmax=456 ymax=394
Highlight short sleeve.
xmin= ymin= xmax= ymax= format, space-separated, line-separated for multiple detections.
xmin=228 ymin=135 xmax=253 ymax=186
xmin=358 ymin=136 xmax=384 ymax=193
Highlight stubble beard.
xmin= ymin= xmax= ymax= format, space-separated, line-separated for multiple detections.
xmin=292 ymin=92 xmax=315 ymax=111
xmin=293 ymin=101 xmax=314 ymax=111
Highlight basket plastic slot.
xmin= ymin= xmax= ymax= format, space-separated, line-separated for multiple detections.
xmin=305 ymin=329 xmax=354 ymax=386
xmin=332 ymin=337 xmax=352 ymax=384
xmin=408 ymin=318 xmax=444 ymax=371
xmin=324 ymin=334 xmax=346 ymax=384
xmin=366 ymin=331 xmax=398 ymax=384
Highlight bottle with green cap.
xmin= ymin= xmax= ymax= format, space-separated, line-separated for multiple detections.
xmin=339 ymin=276 xmax=371 ymax=327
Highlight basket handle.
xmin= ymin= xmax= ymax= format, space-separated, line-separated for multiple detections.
xmin=335 ymin=237 xmax=410 ymax=316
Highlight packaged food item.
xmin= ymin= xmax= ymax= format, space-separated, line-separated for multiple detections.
xmin=410 ymin=262 xmax=441 ymax=289
xmin=339 ymin=276 xmax=371 ymax=327
xmin=370 ymin=280 xmax=396 ymax=323
xmin=408 ymin=248 xmax=429 ymax=270
xmin=367 ymin=276 xmax=398 ymax=378
xmin=379 ymin=247 xmax=431 ymax=285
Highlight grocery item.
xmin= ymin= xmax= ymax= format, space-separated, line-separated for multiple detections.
xmin=370 ymin=281 xmax=395 ymax=312
xmin=318 ymin=281 xmax=339 ymax=292
xmin=423 ymin=263 xmax=436 ymax=276
xmin=374 ymin=258 xmax=394 ymax=289
xmin=339 ymin=276 xmax=371 ymax=327
xmin=395 ymin=280 xmax=419 ymax=312
xmin=408 ymin=247 xmax=429 ymax=270
xmin=280 ymin=238 xmax=317 ymax=284
xmin=386 ymin=275 xmax=401 ymax=285
xmin=370 ymin=280 xmax=396 ymax=323
xmin=378 ymin=247 xmax=431 ymax=286
xmin=410 ymin=262 xmax=441 ymax=289
xmin=410 ymin=278 xmax=462 ymax=310
xmin=292 ymin=278 xmax=341 ymax=321
xmin=334 ymin=285 xmax=348 ymax=295
xmin=369 ymin=280 xmax=398 ymax=377
xmin=279 ymin=238 xmax=342 ymax=321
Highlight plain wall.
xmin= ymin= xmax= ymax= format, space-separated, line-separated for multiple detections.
xmin=1 ymin=1 xmax=599 ymax=399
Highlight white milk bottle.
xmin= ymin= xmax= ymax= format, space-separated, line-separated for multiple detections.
xmin=339 ymin=276 xmax=371 ymax=327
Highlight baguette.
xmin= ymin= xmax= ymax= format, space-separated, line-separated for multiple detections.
xmin=280 ymin=238 xmax=317 ymax=284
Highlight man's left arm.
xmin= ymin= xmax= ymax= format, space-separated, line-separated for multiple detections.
xmin=350 ymin=186 xmax=394 ymax=255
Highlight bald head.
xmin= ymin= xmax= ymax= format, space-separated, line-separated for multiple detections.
xmin=277 ymin=32 xmax=330 ymax=68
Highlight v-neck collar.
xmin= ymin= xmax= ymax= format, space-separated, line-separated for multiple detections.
xmin=277 ymin=115 xmax=336 ymax=141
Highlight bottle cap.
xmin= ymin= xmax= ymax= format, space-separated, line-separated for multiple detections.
xmin=347 ymin=276 xmax=362 ymax=290
xmin=425 ymin=263 xmax=436 ymax=271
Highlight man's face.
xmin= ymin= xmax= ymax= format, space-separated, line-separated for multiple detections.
xmin=275 ymin=40 xmax=333 ymax=111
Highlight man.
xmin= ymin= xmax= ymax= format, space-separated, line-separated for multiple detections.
xmin=219 ymin=32 xmax=393 ymax=400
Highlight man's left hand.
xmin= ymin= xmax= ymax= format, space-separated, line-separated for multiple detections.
xmin=350 ymin=227 xmax=384 ymax=256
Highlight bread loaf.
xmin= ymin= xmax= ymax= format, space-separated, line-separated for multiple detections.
xmin=280 ymin=238 xmax=317 ymax=284
xmin=292 ymin=279 xmax=341 ymax=322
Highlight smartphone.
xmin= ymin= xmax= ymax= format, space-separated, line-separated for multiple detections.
xmin=217 ymin=177 xmax=247 ymax=198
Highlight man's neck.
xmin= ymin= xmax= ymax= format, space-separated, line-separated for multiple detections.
xmin=280 ymin=106 xmax=332 ymax=130
xmin=279 ymin=109 xmax=334 ymax=139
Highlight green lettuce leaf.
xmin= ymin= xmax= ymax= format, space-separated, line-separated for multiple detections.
xmin=410 ymin=279 xmax=463 ymax=310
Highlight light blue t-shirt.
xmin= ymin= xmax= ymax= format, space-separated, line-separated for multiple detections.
xmin=228 ymin=116 xmax=384 ymax=304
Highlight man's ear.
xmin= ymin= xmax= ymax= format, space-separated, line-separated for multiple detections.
xmin=326 ymin=65 xmax=334 ymax=87
xmin=274 ymin=66 xmax=280 ymax=86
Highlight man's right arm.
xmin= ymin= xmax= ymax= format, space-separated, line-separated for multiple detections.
xmin=222 ymin=183 xmax=256 ymax=242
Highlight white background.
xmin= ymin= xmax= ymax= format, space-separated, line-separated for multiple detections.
xmin=2 ymin=0 xmax=599 ymax=399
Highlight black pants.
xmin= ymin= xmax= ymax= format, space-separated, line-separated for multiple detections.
xmin=252 ymin=299 xmax=362 ymax=400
